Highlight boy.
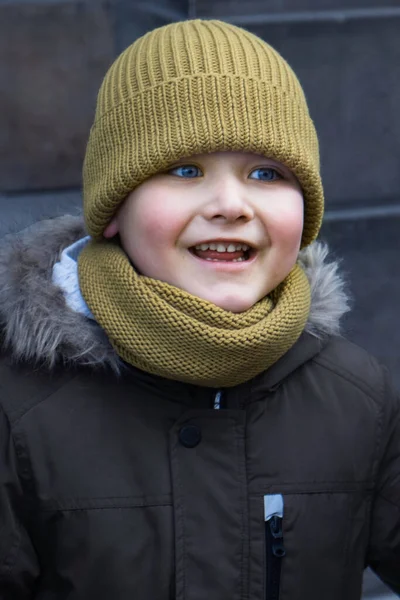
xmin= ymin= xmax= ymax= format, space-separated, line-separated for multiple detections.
xmin=0 ymin=19 xmax=399 ymax=600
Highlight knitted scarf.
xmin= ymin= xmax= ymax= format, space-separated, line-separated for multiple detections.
xmin=78 ymin=240 xmax=311 ymax=387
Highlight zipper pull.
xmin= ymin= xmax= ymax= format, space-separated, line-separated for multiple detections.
xmin=269 ymin=516 xmax=286 ymax=558
xmin=213 ymin=390 xmax=223 ymax=410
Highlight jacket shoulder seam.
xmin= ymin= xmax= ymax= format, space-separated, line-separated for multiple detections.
xmin=0 ymin=369 xmax=79 ymax=426
xmin=17 ymin=373 xmax=79 ymax=426
xmin=378 ymin=490 xmax=400 ymax=511
xmin=311 ymin=354 xmax=383 ymax=403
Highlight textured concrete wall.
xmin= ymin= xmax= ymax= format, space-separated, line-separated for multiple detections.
xmin=113 ymin=0 xmax=187 ymax=52
xmin=195 ymin=0 xmax=400 ymax=15
xmin=0 ymin=1 xmax=115 ymax=191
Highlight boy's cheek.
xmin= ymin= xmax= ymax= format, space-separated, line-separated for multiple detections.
xmin=123 ymin=196 xmax=176 ymax=243
xmin=140 ymin=212 xmax=182 ymax=244
xmin=266 ymin=212 xmax=303 ymax=250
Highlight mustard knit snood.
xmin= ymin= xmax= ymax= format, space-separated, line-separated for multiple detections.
xmin=79 ymin=240 xmax=311 ymax=387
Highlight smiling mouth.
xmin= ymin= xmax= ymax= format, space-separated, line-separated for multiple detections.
xmin=189 ymin=242 xmax=254 ymax=263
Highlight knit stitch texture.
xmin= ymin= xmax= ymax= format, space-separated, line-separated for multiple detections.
xmin=78 ymin=240 xmax=311 ymax=387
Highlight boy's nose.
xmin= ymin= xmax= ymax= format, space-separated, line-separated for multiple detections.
xmin=203 ymin=181 xmax=255 ymax=223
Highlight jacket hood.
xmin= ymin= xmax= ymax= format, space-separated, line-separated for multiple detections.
xmin=0 ymin=215 xmax=350 ymax=373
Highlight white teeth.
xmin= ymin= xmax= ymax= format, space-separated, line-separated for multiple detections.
xmin=205 ymin=257 xmax=246 ymax=262
xmin=194 ymin=242 xmax=251 ymax=252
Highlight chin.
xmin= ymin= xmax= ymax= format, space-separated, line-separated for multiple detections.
xmin=210 ymin=295 xmax=258 ymax=313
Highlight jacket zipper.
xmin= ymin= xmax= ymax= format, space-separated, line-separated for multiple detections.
xmin=264 ymin=496 xmax=285 ymax=600
xmin=213 ymin=390 xmax=223 ymax=409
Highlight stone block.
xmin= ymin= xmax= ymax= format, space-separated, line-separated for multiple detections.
xmin=195 ymin=0 xmax=400 ymax=18
xmin=0 ymin=190 xmax=82 ymax=239
xmin=321 ymin=214 xmax=400 ymax=391
xmin=113 ymin=0 xmax=188 ymax=53
xmin=0 ymin=1 xmax=115 ymax=192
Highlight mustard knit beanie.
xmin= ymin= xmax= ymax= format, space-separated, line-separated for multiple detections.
xmin=83 ymin=19 xmax=324 ymax=247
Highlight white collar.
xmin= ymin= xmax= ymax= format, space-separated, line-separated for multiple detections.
xmin=52 ymin=236 xmax=95 ymax=320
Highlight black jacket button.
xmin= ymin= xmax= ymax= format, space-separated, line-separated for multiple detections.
xmin=179 ymin=425 xmax=202 ymax=448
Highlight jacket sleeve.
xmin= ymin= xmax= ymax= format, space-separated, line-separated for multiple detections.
xmin=0 ymin=405 xmax=39 ymax=598
xmin=367 ymin=371 xmax=400 ymax=595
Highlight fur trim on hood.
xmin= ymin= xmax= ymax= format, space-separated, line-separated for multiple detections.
xmin=0 ymin=215 xmax=350 ymax=372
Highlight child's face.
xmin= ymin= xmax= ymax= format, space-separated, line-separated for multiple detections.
xmin=104 ymin=152 xmax=303 ymax=313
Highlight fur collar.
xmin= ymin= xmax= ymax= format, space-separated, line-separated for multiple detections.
xmin=0 ymin=215 xmax=350 ymax=372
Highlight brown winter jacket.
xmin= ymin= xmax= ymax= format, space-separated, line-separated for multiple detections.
xmin=0 ymin=216 xmax=399 ymax=599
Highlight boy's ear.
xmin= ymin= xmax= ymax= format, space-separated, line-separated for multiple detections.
xmin=103 ymin=218 xmax=119 ymax=239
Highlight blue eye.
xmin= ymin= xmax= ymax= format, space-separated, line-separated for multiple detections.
xmin=249 ymin=168 xmax=281 ymax=181
xmin=169 ymin=165 xmax=202 ymax=178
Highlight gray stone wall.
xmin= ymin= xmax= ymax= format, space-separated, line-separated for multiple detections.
xmin=0 ymin=1 xmax=115 ymax=191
